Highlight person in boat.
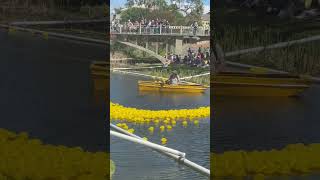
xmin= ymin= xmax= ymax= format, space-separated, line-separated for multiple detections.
xmin=166 ymin=70 xmax=181 ymax=85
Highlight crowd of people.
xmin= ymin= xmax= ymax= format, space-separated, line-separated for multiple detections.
xmin=165 ymin=47 xmax=210 ymax=67
xmin=111 ymin=18 xmax=171 ymax=33
xmin=111 ymin=18 xmax=204 ymax=35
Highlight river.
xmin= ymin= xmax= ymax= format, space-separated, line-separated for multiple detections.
xmin=0 ymin=29 xmax=106 ymax=152
xmin=213 ymin=83 xmax=320 ymax=179
xmin=110 ymin=73 xmax=210 ymax=180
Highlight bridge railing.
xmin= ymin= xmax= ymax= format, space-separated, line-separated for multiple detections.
xmin=110 ymin=24 xmax=210 ymax=36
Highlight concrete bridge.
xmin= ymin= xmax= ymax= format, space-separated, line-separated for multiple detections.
xmin=112 ymin=40 xmax=170 ymax=65
xmin=111 ymin=25 xmax=210 ymax=39
xmin=111 ymin=25 xmax=210 ymax=64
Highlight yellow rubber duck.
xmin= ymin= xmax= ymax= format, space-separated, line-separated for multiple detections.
xmin=182 ymin=121 xmax=188 ymax=126
xmin=166 ymin=125 xmax=172 ymax=131
xmin=148 ymin=126 xmax=154 ymax=132
xmin=160 ymin=126 xmax=165 ymax=132
xmin=127 ymin=128 xmax=134 ymax=134
xmin=161 ymin=137 xmax=167 ymax=144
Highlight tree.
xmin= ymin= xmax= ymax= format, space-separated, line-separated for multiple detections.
xmin=122 ymin=0 xmax=202 ymax=24
xmin=120 ymin=7 xmax=185 ymax=25
xmin=169 ymin=0 xmax=204 ymax=16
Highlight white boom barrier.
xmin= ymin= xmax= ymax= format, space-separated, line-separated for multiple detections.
xmin=111 ymin=130 xmax=186 ymax=158
xmin=110 ymin=124 xmax=210 ymax=177
xmin=111 ymin=69 xmax=208 ymax=86
xmin=112 ymin=66 xmax=163 ymax=70
xmin=180 ymin=72 xmax=210 ymax=80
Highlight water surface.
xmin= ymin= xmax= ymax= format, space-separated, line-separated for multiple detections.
xmin=0 ymin=29 xmax=106 ymax=151
xmin=111 ymin=73 xmax=210 ymax=180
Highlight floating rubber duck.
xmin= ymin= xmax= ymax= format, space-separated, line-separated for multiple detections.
xmin=127 ymin=128 xmax=134 ymax=134
xmin=160 ymin=126 xmax=165 ymax=132
xmin=171 ymin=120 xmax=177 ymax=126
xmin=166 ymin=125 xmax=172 ymax=131
xmin=148 ymin=126 xmax=154 ymax=132
xmin=161 ymin=137 xmax=167 ymax=144
xmin=182 ymin=121 xmax=188 ymax=126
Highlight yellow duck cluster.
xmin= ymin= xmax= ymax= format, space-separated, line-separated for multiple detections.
xmin=110 ymin=102 xmax=210 ymax=123
xmin=0 ymin=128 xmax=109 ymax=180
xmin=211 ymin=143 xmax=320 ymax=178
xmin=111 ymin=102 xmax=209 ymax=144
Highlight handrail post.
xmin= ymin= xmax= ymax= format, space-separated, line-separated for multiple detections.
xmin=160 ymin=24 xmax=162 ymax=35
xmin=119 ymin=25 xmax=122 ymax=33
xmin=180 ymin=26 xmax=182 ymax=35
xmin=139 ymin=23 xmax=142 ymax=34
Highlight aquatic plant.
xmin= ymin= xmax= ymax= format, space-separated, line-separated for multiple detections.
xmin=216 ymin=24 xmax=320 ymax=75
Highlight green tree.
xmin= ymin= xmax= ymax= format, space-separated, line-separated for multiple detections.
xmin=120 ymin=7 xmax=185 ymax=25
xmin=169 ymin=0 xmax=204 ymax=23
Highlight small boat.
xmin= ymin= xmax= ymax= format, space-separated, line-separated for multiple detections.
xmin=212 ymin=71 xmax=311 ymax=97
xmin=90 ymin=61 xmax=108 ymax=77
xmin=138 ymin=81 xmax=207 ymax=93
xmin=90 ymin=61 xmax=108 ymax=90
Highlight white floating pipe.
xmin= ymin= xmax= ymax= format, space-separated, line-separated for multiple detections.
xmin=110 ymin=124 xmax=210 ymax=177
xmin=111 ymin=130 xmax=186 ymax=158
xmin=112 ymin=66 xmax=163 ymax=70
xmin=180 ymin=72 xmax=210 ymax=80
xmin=112 ymin=69 xmax=207 ymax=85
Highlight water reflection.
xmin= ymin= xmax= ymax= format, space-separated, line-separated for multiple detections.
xmin=0 ymin=30 xmax=106 ymax=151
xmin=212 ymin=85 xmax=320 ymax=179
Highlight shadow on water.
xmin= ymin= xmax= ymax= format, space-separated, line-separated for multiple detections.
xmin=0 ymin=29 xmax=107 ymax=151
xmin=110 ymin=72 xmax=210 ymax=180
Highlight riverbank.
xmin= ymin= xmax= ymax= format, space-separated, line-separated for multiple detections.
xmin=112 ymin=64 xmax=210 ymax=86
xmin=0 ymin=3 xmax=107 ymax=23
xmin=215 ymin=6 xmax=320 ymax=76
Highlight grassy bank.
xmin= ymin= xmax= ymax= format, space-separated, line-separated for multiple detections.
xmin=215 ymin=7 xmax=320 ymax=76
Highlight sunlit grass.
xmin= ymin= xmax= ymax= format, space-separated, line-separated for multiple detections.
xmin=216 ymin=24 xmax=320 ymax=75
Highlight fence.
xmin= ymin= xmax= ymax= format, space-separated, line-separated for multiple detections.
xmin=110 ymin=24 xmax=210 ymax=36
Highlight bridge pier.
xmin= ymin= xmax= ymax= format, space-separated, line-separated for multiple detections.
xmin=155 ymin=42 xmax=159 ymax=54
xmin=175 ymin=39 xmax=183 ymax=56
xmin=165 ymin=43 xmax=169 ymax=57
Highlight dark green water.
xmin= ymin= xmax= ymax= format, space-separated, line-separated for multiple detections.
xmin=0 ymin=29 xmax=106 ymax=151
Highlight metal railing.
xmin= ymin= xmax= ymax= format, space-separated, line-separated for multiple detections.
xmin=110 ymin=24 xmax=210 ymax=36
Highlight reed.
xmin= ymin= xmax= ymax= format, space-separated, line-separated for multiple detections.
xmin=0 ymin=0 xmax=107 ymax=21
xmin=216 ymin=24 xmax=320 ymax=76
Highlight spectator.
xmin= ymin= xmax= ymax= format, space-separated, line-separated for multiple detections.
xmin=191 ymin=21 xmax=198 ymax=36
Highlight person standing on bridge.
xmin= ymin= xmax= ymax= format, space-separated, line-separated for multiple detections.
xmin=191 ymin=21 xmax=199 ymax=36
xmin=127 ymin=20 xmax=134 ymax=33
